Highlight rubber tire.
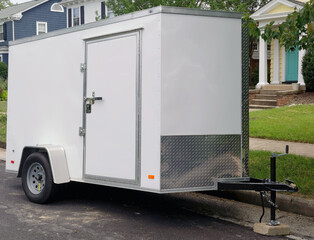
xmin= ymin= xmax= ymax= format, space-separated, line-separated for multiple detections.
xmin=21 ymin=152 xmax=57 ymax=204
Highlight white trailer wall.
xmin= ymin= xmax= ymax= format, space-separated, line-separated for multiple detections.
xmin=6 ymin=7 xmax=245 ymax=193
xmin=6 ymin=13 xmax=162 ymax=190
xmin=161 ymin=14 xmax=242 ymax=135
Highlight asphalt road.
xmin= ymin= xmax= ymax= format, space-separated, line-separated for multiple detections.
xmin=0 ymin=161 xmax=287 ymax=240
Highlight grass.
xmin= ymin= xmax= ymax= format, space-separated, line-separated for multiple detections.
xmin=250 ymin=105 xmax=314 ymax=143
xmin=0 ymin=101 xmax=6 ymax=112
xmin=0 ymin=114 xmax=6 ymax=143
xmin=250 ymin=150 xmax=314 ymax=197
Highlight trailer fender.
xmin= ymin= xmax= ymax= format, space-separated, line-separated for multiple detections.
xmin=18 ymin=145 xmax=70 ymax=184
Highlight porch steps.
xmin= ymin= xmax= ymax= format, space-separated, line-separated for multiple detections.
xmin=262 ymin=85 xmax=293 ymax=90
xmin=249 ymin=84 xmax=302 ymax=109
xmin=251 ymin=99 xmax=277 ymax=106
xmin=259 ymin=89 xmax=281 ymax=95
xmin=255 ymin=94 xmax=277 ymax=100
xmin=249 ymin=104 xmax=275 ymax=109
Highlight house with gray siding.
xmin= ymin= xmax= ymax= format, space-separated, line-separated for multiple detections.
xmin=0 ymin=0 xmax=67 ymax=66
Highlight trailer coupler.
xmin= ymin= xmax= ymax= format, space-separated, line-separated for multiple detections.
xmin=217 ymin=145 xmax=298 ymax=226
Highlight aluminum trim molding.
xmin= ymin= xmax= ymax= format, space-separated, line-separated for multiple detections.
xmin=82 ymin=30 xmax=142 ymax=185
xmin=241 ymin=19 xmax=250 ymax=177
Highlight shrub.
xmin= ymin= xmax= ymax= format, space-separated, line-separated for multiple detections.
xmin=0 ymin=62 xmax=8 ymax=80
xmin=0 ymin=90 xmax=7 ymax=101
xmin=302 ymin=45 xmax=314 ymax=92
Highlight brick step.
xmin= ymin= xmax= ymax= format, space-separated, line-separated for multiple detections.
xmin=259 ymin=89 xmax=280 ymax=95
xmin=261 ymin=84 xmax=293 ymax=91
xmin=255 ymin=94 xmax=277 ymax=100
xmin=249 ymin=105 xmax=276 ymax=109
xmin=251 ymin=99 xmax=277 ymax=106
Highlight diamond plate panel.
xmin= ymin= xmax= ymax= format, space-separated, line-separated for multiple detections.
xmin=242 ymin=20 xmax=250 ymax=177
xmin=160 ymin=135 xmax=242 ymax=190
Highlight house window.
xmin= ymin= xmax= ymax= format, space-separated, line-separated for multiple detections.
xmin=267 ymin=44 xmax=271 ymax=51
xmin=73 ymin=7 xmax=80 ymax=26
xmin=106 ymin=6 xmax=114 ymax=18
xmin=51 ymin=3 xmax=64 ymax=12
xmin=0 ymin=25 xmax=3 ymax=41
xmin=0 ymin=55 xmax=2 ymax=62
xmin=36 ymin=22 xmax=47 ymax=35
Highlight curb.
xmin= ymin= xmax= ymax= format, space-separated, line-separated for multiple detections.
xmin=208 ymin=190 xmax=314 ymax=218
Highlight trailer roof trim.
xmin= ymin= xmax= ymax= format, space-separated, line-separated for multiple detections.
xmin=9 ymin=6 xmax=242 ymax=46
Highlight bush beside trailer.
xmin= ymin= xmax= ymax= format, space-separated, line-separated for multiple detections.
xmin=7 ymin=6 xmax=251 ymax=203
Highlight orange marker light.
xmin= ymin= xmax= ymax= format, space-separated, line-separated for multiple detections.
xmin=148 ymin=175 xmax=155 ymax=179
xmin=11 ymin=160 xmax=14 ymax=164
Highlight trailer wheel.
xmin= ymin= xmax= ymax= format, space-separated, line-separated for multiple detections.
xmin=21 ymin=152 xmax=57 ymax=203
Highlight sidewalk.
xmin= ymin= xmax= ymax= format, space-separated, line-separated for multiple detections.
xmin=250 ymin=137 xmax=314 ymax=158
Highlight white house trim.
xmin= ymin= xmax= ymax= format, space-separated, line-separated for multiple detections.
xmin=257 ymin=31 xmax=269 ymax=88
xmin=251 ymin=0 xmax=303 ymax=18
xmin=51 ymin=3 xmax=64 ymax=12
xmin=298 ymin=49 xmax=306 ymax=85
xmin=36 ymin=21 xmax=48 ymax=35
xmin=273 ymin=39 xmax=280 ymax=84
xmin=281 ymin=46 xmax=286 ymax=82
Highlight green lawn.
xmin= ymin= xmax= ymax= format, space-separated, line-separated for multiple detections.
xmin=0 ymin=101 xmax=6 ymax=112
xmin=250 ymin=105 xmax=314 ymax=143
xmin=0 ymin=114 xmax=6 ymax=143
xmin=250 ymin=150 xmax=314 ymax=196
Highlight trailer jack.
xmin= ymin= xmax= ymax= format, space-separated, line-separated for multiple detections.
xmin=218 ymin=145 xmax=298 ymax=226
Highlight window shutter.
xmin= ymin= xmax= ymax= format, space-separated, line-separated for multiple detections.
xmin=101 ymin=2 xmax=106 ymax=19
xmin=80 ymin=6 xmax=85 ymax=24
xmin=68 ymin=8 xmax=72 ymax=27
xmin=3 ymin=23 xmax=7 ymax=41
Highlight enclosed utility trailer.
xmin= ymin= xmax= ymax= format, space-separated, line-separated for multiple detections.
xmin=6 ymin=6 xmax=250 ymax=203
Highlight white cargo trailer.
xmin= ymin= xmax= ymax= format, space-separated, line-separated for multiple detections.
xmin=6 ymin=6 xmax=251 ymax=203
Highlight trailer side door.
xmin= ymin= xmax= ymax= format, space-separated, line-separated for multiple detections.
xmin=84 ymin=31 xmax=141 ymax=184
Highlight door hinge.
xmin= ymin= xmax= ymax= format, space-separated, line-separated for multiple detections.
xmin=80 ymin=63 xmax=86 ymax=73
xmin=79 ymin=127 xmax=85 ymax=136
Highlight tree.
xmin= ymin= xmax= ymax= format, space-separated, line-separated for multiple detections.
xmin=261 ymin=0 xmax=313 ymax=51
xmin=0 ymin=0 xmax=12 ymax=10
xmin=106 ymin=0 xmax=205 ymax=16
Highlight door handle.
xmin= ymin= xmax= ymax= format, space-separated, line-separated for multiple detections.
xmin=84 ymin=92 xmax=102 ymax=114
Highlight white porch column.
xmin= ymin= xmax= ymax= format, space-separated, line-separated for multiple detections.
xmin=281 ymin=46 xmax=286 ymax=83
xmin=256 ymin=32 xmax=268 ymax=88
xmin=298 ymin=48 xmax=306 ymax=85
xmin=272 ymin=39 xmax=280 ymax=84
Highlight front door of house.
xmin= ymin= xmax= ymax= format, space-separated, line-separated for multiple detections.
xmin=83 ymin=31 xmax=141 ymax=184
xmin=286 ymin=48 xmax=299 ymax=82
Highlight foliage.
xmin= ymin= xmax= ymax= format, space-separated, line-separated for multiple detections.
xmin=0 ymin=113 xmax=6 ymax=143
xmin=0 ymin=62 xmax=8 ymax=80
xmin=250 ymin=105 xmax=314 ymax=143
xmin=302 ymin=43 xmax=314 ymax=91
xmin=261 ymin=0 xmax=313 ymax=51
xmin=105 ymin=0 xmax=205 ymax=16
xmin=0 ymin=0 xmax=12 ymax=10
xmin=207 ymin=0 xmax=269 ymax=13
xmin=0 ymin=90 xmax=7 ymax=101
xmin=0 ymin=101 xmax=6 ymax=112
xmin=250 ymin=150 xmax=314 ymax=196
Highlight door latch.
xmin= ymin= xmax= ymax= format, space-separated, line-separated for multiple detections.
xmin=84 ymin=91 xmax=102 ymax=114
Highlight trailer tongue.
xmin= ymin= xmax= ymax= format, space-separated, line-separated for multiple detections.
xmin=218 ymin=146 xmax=298 ymax=226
